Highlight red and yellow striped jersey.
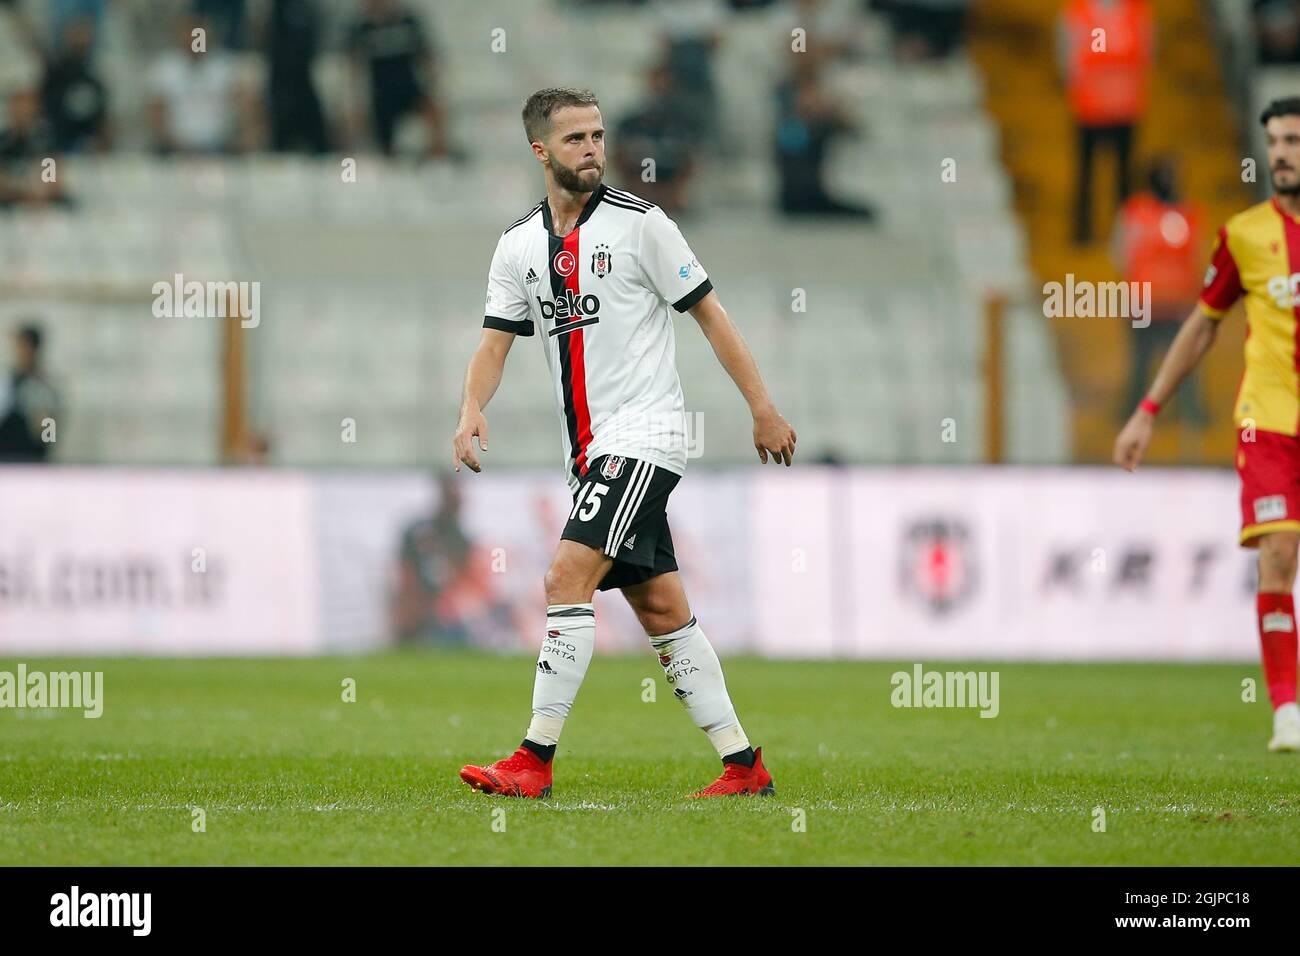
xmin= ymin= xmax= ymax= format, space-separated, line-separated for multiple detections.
xmin=1201 ymin=197 xmax=1300 ymax=436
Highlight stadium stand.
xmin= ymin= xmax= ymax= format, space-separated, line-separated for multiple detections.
xmin=0 ymin=0 xmax=1067 ymax=466
xmin=970 ymin=0 xmax=1252 ymax=464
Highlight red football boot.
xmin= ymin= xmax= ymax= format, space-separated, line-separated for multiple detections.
xmin=688 ymin=746 xmax=775 ymax=798
xmin=459 ymin=746 xmax=553 ymax=798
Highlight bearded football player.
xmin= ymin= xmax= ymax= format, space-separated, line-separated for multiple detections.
xmin=452 ymin=88 xmax=798 ymax=797
xmin=1115 ymin=96 xmax=1300 ymax=752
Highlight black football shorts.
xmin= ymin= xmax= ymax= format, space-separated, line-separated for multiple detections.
xmin=560 ymin=454 xmax=681 ymax=591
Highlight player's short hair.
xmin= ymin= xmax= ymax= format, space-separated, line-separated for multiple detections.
xmin=521 ymin=88 xmax=599 ymax=144
xmin=1260 ymin=97 xmax=1300 ymax=126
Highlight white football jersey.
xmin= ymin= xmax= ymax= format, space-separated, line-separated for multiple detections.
xmin=483 ymin=184 xmax=712 ymax=493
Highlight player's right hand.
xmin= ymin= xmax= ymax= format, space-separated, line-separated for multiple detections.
xmin=453 ymin=409 xmax=489 ymax=473
xmin=1113 ymin=410 xmax=1154 ymax=472
xmin=754 ymin=404 xmax=797 ymax=466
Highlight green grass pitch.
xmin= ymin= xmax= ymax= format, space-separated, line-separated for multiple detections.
xmin=1 ymin=654 xmax=1296 ymax=865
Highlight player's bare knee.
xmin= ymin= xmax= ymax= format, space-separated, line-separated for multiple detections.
xmin=623 ymin=590 xmax=673 ymax=635
xmin=545 ymin=546 xmax=607 ymax=604
xmin=1260 ymin=554 xmax=1299 ymax=591
xmin=543 ymin=561 xmax=581 ymax=605
xmin=639 ymin=608 xmax=678 ymax=637
xmin=1258 ymin=533 xmax=1300 ymax=591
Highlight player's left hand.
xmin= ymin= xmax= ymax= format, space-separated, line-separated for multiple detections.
xmin=753 ymin=405 xmax=796 ymax=466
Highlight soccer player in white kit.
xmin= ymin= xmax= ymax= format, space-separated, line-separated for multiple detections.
xmin=453 ymin=88 xmax=797 ymax=798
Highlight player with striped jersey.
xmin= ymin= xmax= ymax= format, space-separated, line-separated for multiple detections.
xmin=452 ymin=88 xmax=797 ymax=797
xmin=1115 ymin=97 xmax=1300 ymax=751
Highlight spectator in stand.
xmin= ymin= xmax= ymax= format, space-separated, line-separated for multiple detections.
xmin=652 ymin=0 xmax=725 ymax=148
xmin=614 ymin=62 xmax=697 ymax=217
xmin=871 ymin=0 xmax=971 ymax=60
xmin=48 ymin=0 xmax=107 ymax=52
xmin=780 ymin=0 xmax=865 ymax=62
xmin=345 ymin=0 xmax=447 ymax=157
xmin=773 ymin=52 xmax=875 ymax=219
xmin=2 ymin=4 xmax=109 ymax=153
xmin=0 ymin=88 xmax=68 ymax=206
xmin=194 ymin=0 xmax=248 ymax=52
xmin=147 ymin=13 xmax=255 ymax=155
xmin=40 ymin=15 xmax=111 ymax=153
xmin=0 ymin=323 xmax=62 ymax=463
xmin=1059 ymin=0 xmax=1154 ymax=244
xmin=1115 ymin=157 xmax=1208 ymax=425
xmin=263 ymin=0 xmax=329 ymax=153
xmin=1254 ymin=0 xmax=1300 ymax=64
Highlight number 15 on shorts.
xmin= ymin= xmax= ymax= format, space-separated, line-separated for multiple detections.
xmin=569 ymin=482 xmax=610 ymax=522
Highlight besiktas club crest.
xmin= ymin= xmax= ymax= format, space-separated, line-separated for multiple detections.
xmin=898 ymin=517 xmax=976 ymax=616
xmin=600 ymin=455 xmax=626 ymax=480
xmin=591 ymin=243 xmax=613 ymax=278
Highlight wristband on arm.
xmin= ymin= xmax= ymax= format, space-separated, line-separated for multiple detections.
xmin=1138 ymin=397 xmax=1161 ymax=417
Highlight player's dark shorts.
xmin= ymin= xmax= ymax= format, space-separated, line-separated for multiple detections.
xmin=560 ymin=454 xmax=680 ymax=591
xmin=1237 ymin=426 xmax=1300 ymax=547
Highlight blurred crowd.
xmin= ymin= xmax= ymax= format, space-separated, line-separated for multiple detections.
xmin=0 ymin=0 xmax=449 ymax=162
xmin=0 ymin=0 xmax=972 ymax=217
xmin=607 ymin=0 xmax=971 ymax=220
xmin=0 ymin=0 xmax=454 ymax=205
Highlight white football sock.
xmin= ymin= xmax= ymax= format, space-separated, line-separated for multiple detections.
xmin=527 ymin=603 xmax=596 ymax=746
xmin=648 ymin=615 xmax=750 ymax=758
